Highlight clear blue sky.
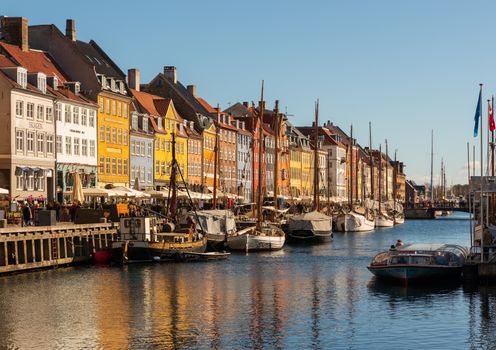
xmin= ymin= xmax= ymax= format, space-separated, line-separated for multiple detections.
xmin=3 ymin=0 xmax=495 ymax=185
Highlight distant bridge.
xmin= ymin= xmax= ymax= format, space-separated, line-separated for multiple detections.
xmin=404 ymin=205 xmax=469 ymax=219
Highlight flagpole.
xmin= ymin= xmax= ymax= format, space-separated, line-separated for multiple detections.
xmin=480 ymin=83 xmax=484 ymax=262
xmin=492 ymin=96 xmax=495 ymax=176
xmin=468 ymin=142 xmax=472 ymax=249
xmin=488 ymin=99 xmax=491 ymax=175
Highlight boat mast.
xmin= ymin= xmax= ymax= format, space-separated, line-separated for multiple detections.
xmin=313 ymin=99 xmax=319 ymax=211
xmin=169 ymin=132 xmax=178 ymax=222
xmin=213 ymin=108 xmax=220 ymax=209
xmin=349 ymin=124 xmax=353 ymax=208
xmin=273 ymin=100 xmax=279 ymax=211
xmin=355 ymin=138 xmax=359 ymax=204
xmin=378 ymin=144 xmax=382 ymax=213
xmin=369 ymin=121 xmax=374 ymax=200
xmin=257 ymin=81 xmax=265 ymax=226
xmin=385 ymin=139 xmax=389 ymax=202
xmin=430 ymin=130 xmax=434 ymax=202
xmin=393 ymin=149 xmax=397 ymax=224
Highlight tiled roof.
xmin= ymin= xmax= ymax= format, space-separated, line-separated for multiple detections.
xmin=0 ymin=42 xmax=68 ymax=83
xmin=0 ymin=54 xmax=15 ymax=67
xmin=75 ymin=40 xmax=125 ymax=79
xmin=131 ymin=89 xmax=170 ymax=117
xmin=196 ymin=97 xmax=217 ymax=114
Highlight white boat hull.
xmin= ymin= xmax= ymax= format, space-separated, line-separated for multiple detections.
xmin=334 ymin=213 xmax=375 ymax=232
xmin=375 ymin=216 xmax=394 ymax=227
xmin=394 ymin=217 xmax=405 ymax=225
xmin=227 ymin=233 xmax=285 ymax=252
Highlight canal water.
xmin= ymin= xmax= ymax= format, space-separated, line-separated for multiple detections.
xmin=0 ymin=213 xmax=494 ymax=349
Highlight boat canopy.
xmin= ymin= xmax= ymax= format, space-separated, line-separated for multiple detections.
xmin=288 ymin=211 xmax=332 ymax=232
xmin=193 ymin=210 xmax=236 ymax=235
xmin=397 ymin=244 xmax=469 ymax=258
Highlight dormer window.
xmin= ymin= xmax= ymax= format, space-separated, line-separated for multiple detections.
xmin=143 ymin=117 xmax=148 ymax=132
xmin=17 ymin=68 xmax=27 ymax=89
xmin=132 ymin=113 xmax=138 ymax=129
xmin=157 ymin=117 xmax=163 ymax=130
xmin=37 ymin=74 xmax=47 ymax=94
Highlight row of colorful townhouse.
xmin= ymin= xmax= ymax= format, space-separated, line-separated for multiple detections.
xmin=0 ymin=17 xmax=406 ymax=204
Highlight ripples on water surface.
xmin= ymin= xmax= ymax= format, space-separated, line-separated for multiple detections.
xmin=1 ymin=213 xmax=495 ymax=349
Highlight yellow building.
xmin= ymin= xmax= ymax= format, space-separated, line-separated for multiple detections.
xmin=131 ymin=91 xmax=188 ymax=188
xmin=289 ymin=147 xmax=302 ymax=198
xmin=301 ymin=145 xmax=313 ymax=198
xmin=97 ymin=92 xmax=131 ymax=187
xmin=202 ymin=123 xmax=217 ymax=190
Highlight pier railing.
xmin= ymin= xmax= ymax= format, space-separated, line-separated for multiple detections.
xmin=0 ymin=223 xmax=117 ymax=274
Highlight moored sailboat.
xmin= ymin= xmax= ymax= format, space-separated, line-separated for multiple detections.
xmin=227 ymin=83 xmax=285 ymax=252
xmin=286 ymin=100 xmax=333 ymax=242
xmin=111 ymin=133 xmax=207 ymax=263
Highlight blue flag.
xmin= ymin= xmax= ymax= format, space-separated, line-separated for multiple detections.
xmin=474 ymin=89 xmax=482 ymax=137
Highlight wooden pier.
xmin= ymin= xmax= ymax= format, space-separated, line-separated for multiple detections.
xmin=0 ymin=223 xmax=117 ymax=274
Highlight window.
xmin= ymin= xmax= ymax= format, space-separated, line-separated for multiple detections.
xmin=37 ymin=133 xmax=44 ymax=154
xmin=56 ymin=136 xmax=62 ymax=154
xmin=106 ymin=127 xmax=111 ymax=143
xmin=111 ymin=158 xmax=116 ymax=175
xmin=117 ymin=102 xmax=122 ymax=117
xmin=55 ymin=103 xmax=62 ymax=121
xmin=15 ymin=129 xmax=24 ymax=152
xmin=155 ymin=160 xmax=160 ymax=175
xmin=143 ymin=117 xmax=148 ymax=132
xmin=81 ymin=139 xmax=88 ymax=156
xmin=46 ymin=135 xmax=54 ymax=154
xmin=65 ymin=137 xmax=72 ymax=155
xmin=15 ymin=100 xmax=23 ymax=117
xmin=73 ymin=106 xmax=79 ymax=124
xmin=36 ymin=105 xmax=44 ymax=121
xmin=81 ymin=109 xmax=87 ymax=126
xmin=148 ymin=143 xmax=152 ymax=157
xmin=118 ymin=159 xmax=122 ymax=175
xmin=65 ymin=105 xmax=71 ymax=123
xmin=161 ymin=161 xmax=165 ymax=174
xmin=99 ymin=157 xmax=105 ymax=173
xmin=123 ymin=104 xmax=128 ymax=118
xmin=123 ymin=133 xmax=128 ymax=145
xmin=16 ymin=175 xmax=24 ymax=190
xmin=46 ymin=107 xmax=53 ymax=122
xmin=105 ymin=99 xmax=110 ymax=114
xmin=73 ymin=138 xmax=80 ymax=155
xmin=130 ymin=140 xmax=135 ymax=155
xmin=140 ymin=141 xmax=145 ymax=156
xmin=117 ymin=129 xmax=122 ymax=144
xmin=147 ymin=168 xmax=152 ymax=183
xmin=111 ymin=100 xmax=116 ymax=116
xmin=132 ymin=114 xmax=138 ymax=129
xmin=38 ymin=75 xmax=47 ymax=94
xmin=105 ymin=157 xmax=110 ymax=174
xmin=99 ymin=97 xmax=104 ymax=113
xmin=26 ymin=131 xmax=34 ymax=152
xmin=100 ymin=126 xmax=105 ymax=142
xmin=17 ymin=69 xmax=27 ymax=88
xmin=111 ymin=128 xmax=116 ymax=144
xmin=123 ymin=159 xmax=128 ymax=175
xmin=157 ymin=117 xmax=163 ymax=129
xmin=140 ymin=167 xmax=145 ymax=181
xmin=90 ymin=140 xmax=96 ymax=157
xmin=89 ymin=110 xmax=95 ymax=127
xmin=166 ymin=141 xmax=170 ymax=152
xmin=26 ymin=103 xmax=34 ymax=119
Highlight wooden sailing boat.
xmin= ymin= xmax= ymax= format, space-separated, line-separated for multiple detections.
xmin=334 ymin=124 xmax=374 ymax=232
xmin=375 ymin=142 xmax=394 ymax=227
xmin=286 ymin=100 xmax=333 ymax=243
xmin=227 ymin=81 xmax=285 ymax=251
xmin=111 ymin=133 xmax=207 ymax=263
xmin=393 ymin=149 xmax=405 ymax=224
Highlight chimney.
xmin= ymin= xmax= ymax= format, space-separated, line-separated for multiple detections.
xmin=242 ymin=101 xmax=249 ymax=108
xmin=65 ymin=19 xmax=76 ymax=42
xmin=128 ymin=68 xmax=140 ymax=91
xmin=163 ymin=66 xmax=177 ymax=84
xmin=1 ymin=17 xmax=29 ymax=52
xmin=187 ymin=84 xmax=196 ymax=97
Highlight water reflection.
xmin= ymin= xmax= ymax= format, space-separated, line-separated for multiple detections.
xmin=1 ymin=216 xmax=496 ymax=349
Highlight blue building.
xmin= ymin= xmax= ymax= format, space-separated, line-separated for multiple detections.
xmin=234 ymin=119 xmax=252 ymax=203
xmin=129 ymin=77 xmax=154 ymax=190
